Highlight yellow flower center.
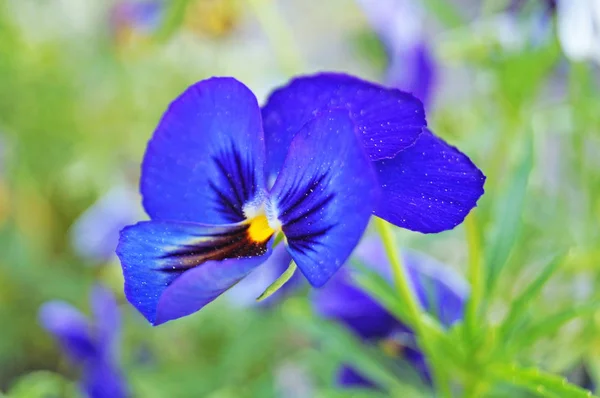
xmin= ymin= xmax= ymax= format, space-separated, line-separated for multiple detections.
xmin=247 ymin=214 xmax=275 ymax=243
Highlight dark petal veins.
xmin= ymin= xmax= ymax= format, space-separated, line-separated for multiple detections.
xmin=268 ymin=109 xmax=379 ymax=287
xmin=262 ymin=72 xmax=426 ymax=176
xmin=117 ymin=220 xmax=272 ymax=325
xmin=141 ymin=77 xmax=266 ymax=224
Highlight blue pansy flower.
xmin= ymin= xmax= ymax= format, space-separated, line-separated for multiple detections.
xmin=117 ymin=74 xmax=484 ymax=326
xmin=312 ymin=238 xmax=469 ymax=388
xmin=117 ymin=77 xmax=381 ymax=325
xmin=39 ymin=285 xmax=128 ymax=398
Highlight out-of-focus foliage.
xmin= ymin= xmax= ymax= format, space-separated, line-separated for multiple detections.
xmin=0 ymin=0 xmax=599 ymax=397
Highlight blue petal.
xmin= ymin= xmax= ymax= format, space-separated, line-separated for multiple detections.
xmin=262 ymin=72 xmax=426 ymax=175
xmin=374 ymin=130 xmax=486 ymax=233
xmin=142 ymin=77 xmax=266 ymax=224
xmin=90 ymin=285 xmax=120 ymax=357
xmin=117 ymin=220 xmax=272 ymax=325
xmin=267 ymin=109 xmax=379 ymax=287
xmin=39 ymin=302 xmax=97 ymax=363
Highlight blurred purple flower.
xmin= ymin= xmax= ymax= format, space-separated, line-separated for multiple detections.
xmin=110 ymin=0 xmax=163 ymax=41
xmin=355 ymin=0 xmax=437 ymax=107
xmin=70 ymin=185 xmax=139 ymax=264
xmin=312 ymin=237 xmax=468 ymax=387
xmin=225 ymin=244 xmax=303 ymax=308
xmin=39 ymin=285 xmax=128 ymax=398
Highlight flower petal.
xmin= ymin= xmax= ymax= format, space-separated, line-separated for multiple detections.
xmin=142 ymin=77 xmax=266 ymax=224
xmin=116 ymin=220 xmax=271 ymax=325
xmin=39 ymin=301 xmax=96 ymax=363
xmin=262 ymin=72 xmax=426 ymax=175
xmin=374 ymin=130 xmax=486 ymax=233
xmin=268 ymin=109 xmax=379 ymax=287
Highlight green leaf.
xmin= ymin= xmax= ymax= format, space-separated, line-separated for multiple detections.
xmin=499 ymin=254 xmax=565 ymax=340
xmin=485 ymin=130 xmax=534 ymax=293
xmin=6 ymin=371 xmax=78 ymax=398
xmin=421 ymin=0 xmax=465 ymax=28
xmin=490 ymin=364 xmax=597 ymax=398
xmin=256 ymin=260 xmax=296 ymax=302
xmin=509 ymin=301 xmax=600 ymax=353
xmin=285 ymin=301 xmax=428 ymax=397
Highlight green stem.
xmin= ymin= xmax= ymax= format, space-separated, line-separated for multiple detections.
xmin=375 ymin=218 xmax=452 ymax=398
xmin=464 ymin=213 xmax=483 ymax=340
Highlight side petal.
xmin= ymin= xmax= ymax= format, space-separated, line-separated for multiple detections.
xmin=374 ymin=130 xmax=486 ymax=233
xmin=142 ymin=77 xmax=266 ymax=224
xmin=262 ymin=72 xmax=426 ymax=175
xmin=39 ymin=302 xmax=97 ymax=363
xmin=268 ymin=109 xmax=379 ymax=287
xmin=116 ymin=220 xmax=271 ymax=325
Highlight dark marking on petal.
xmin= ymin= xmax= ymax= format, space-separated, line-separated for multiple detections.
xmin=155 ymin=223 xmax=271 ymax=272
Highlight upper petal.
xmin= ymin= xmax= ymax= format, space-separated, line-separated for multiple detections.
xmin=142 ymin=77 xmax=266 ymax=224
xmin=262 ymin=72 xmax=426 ymax=175
xmin=39 ymin=301 xmax=97 ymax=363
xmin=374 ymin=130 xmax=486 ymax=233
xmin=268 ymin=109 xmax=379 ymax=287
xmin=116 ymin=220 xmax=271 ymax=325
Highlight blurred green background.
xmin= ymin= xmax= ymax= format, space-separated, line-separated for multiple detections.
xmin=0 ymin=0 xmax=599 ymax=397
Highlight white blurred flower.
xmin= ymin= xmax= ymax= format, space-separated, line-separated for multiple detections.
xmin=557 ymin=0 xmax=600 ymax=63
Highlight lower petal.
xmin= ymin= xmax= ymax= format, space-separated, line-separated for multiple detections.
xmin=374 ymin=130 xmax=485 ymax=233
xmin=116 ymin=220 xmax=272 ymax=325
